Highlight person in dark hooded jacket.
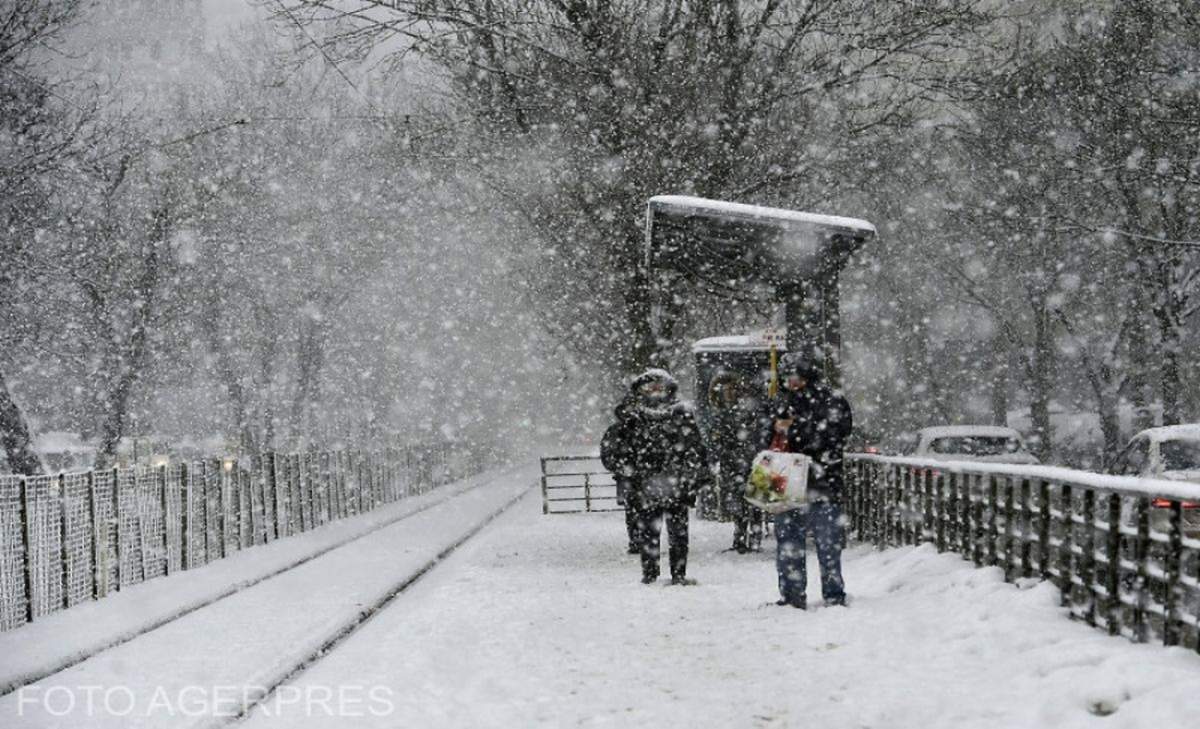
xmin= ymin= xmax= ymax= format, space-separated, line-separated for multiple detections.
xmin=600 ymin=369 xmax=710 ymax=584
xmin=706 ymin=370 xmax=768 ymax=552
xmin=763 ymin=352 xmax=853 ymax=609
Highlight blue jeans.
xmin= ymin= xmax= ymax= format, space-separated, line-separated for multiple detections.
xmin=774 ymin=502 xmax=845 ymax=603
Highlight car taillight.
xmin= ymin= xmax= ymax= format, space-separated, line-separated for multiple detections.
xmin=1150 ymin=498 xmax=1200 ymax=509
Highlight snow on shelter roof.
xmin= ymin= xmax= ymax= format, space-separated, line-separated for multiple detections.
xmin=650 ymin=195 xmax=876 ymax=236
xmin=645 ymin=195 xmax=876 ymax=285
xmin=692 ymin=335 xmax=772 ymax=353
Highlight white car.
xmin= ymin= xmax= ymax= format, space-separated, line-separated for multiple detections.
xmin=912 ymin=425 xmax=1040 ymax=465
xmin=1110 ymin=425 xmax=1200 ymax=537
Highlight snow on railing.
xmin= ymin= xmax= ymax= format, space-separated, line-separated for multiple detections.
xmin=845 ymin=454 xmax=1200 ymax=653
xmin=0 ymin=443 xmax=488 ymax=633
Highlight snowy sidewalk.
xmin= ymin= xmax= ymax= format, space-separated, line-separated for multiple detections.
xmin=244 ymin=496 xmax=1200 ymax=729
xmin=0 ymin=464 xmax=536 ymax=728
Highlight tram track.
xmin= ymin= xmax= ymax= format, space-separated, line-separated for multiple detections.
xmin=219 ymin=484 xmax=533 ymax=728
xmin=0 ymin=464 xmax=528 ymax=697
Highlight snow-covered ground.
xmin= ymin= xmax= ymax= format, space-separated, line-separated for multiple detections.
xmin=0 ymin=465 xmax=535 ymax=728
xmin=5 ymin=463 xmax=1200 ymax=728
xmin=0 ymin=464 xmax=522 ymax=693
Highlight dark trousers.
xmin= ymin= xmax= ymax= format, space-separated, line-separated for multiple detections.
xmin=774 ymin=502 xmax=845 ymax=603
xmin=624 ymin=503 xmax=640 ymax=549
xmin=616 ymin=478 xmax=640 ymax=549
xmin=635 ymin=504 xmax=690 ymax=580
xmin=733 ymin=506 xmax=764 ymax=551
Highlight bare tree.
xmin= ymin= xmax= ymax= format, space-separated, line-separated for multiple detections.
xmin=267 ymin=0 xmax=1001 ymax=376
xmin=0 ymin=0 xmax=99 ymax=473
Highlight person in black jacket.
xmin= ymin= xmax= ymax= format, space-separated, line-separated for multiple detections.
xmin=765 ymin=352 xmax=853 ymax=609
xmin=600 ymin=369 xmax=710 ymax=585
xmin=706 ymin=371 xmax=767 ymax=552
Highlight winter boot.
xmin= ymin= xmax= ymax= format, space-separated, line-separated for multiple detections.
xmin=775 ymin=596 xmax=806 ymax=610
xmin=731 ymin=520 xmax=748 ymax=553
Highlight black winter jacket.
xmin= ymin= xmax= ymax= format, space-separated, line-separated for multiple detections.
xmin=762 ymin=383 xmax=853 ymax=502
xmin=601 ymin=396 xmax=710 ymax=508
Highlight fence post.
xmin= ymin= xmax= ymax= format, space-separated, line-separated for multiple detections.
xmin=180 ymin=464 xmax=191 ymax=571
xmin=265 ymin=453 xmax=278 ymax=542
xmin=972 ymin=474 xmax=986 ymax=566
xmin=301 ymin=453 xmax=313 ymax=529
xmin=903 ymin=468 xmax=915 ymax=545
xmin=919 ymin=469 xmax=931 ymax=545
xmin=540 ymin=458 xmax=550 ymax=515
xmin=1038 ymin=480 xmax=1051 ymax=580
xmin=87 ymin=471 xmax=101 ymax=600
xmin=199 ymin=462 xmax=210 ymax=563
xmin=584 ymin=472 xmax=592 ymax=513
xmin=1081 ymin=488 xmax=1096 ymax=626
xmin=882 ymin=465 xmax=893 ymax=549
xmin=1002 ymin=478 xmax=1015 ymax=578
xmin=1131 ymin=496 xmax=1150 ymax=642
xmin=934 ymin=471 xmax=946 ymax=552
xmin=333 ymin=451 xmax=345 ymax=519
xmin=111 ymin=468 xmax=122 ymax=592
xmin=1058 ymin=484 xmax=1073 ymax=609
xmin=217 ymin=461 xmax=227 ymax=559
xmin=19 ymin=478 xmax=34 ymax=622
xmin=323 ymin=452 xmax=334 ymax=524
xmin=239 ymin=466 xmax=249 ymax=548
xmin=1103 ymin=492 xmax=1121 ymax=636
xmin=1163 ymin=500 xmax=1183 ymax=646
xmin=946 ymin=471 xmax=959 ymax=552
xmin=59 ymin=474 xmax=70 ymax=609
xmin=307 ymin=453 xmax=317 ymax=527
xmin=159 ymin=465 xmax=170 ymax=576
xmin=255 ymin=460 xmax=267 ymax=545
xmin=1019 ymin=479 xmax=1032 ymax=579
xmin=985 ymin=474 xmax=998 ymax=567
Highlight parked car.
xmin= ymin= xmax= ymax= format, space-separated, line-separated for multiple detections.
xmin=912 ymin=425 xmax=1040 ymax=465
xmin=1109 ymin=425 xmax=1200 ymax=538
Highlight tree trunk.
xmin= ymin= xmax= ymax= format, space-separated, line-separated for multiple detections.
xmin=1028 ymin=305 xmax=1056 ymax=462
xmin=990 ymin=332 xmax=1008 ymax=426
xmin=93 ymin=207 xmax=169 ymax=469
xmin=288 ymin=313 xmax=327 ymax=442
xmin=625 ymin=243 xmax=657 ymax=373
xmin=0 ymin=370 xmax=44 ymax=475
xmin=1098 ymin=397 xmax=1121 ymax=469
xmin=1153 ymin=303 xmax=1184 ymax=426
xmin=202 ymin=294 xmax=257 ymax=456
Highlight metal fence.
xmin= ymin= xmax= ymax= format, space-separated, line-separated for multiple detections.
xmin=0 ymin=443 xmax=484 ymax=632
xmin=845 ymin=455 xmax=1200 ymax=652
xmin=540 ymin=456 xmax=622 ymax=514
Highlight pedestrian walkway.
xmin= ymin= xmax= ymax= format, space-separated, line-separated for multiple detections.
xmin=246 ymin=496 xmax=1200 ymax=729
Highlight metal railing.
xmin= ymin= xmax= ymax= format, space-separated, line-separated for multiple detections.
xmin=540 ymin=455 xmax=622 ymax=514
xmin=845 ymin=455 xmax=1200 ymax=652
xmin=0 ymin=443 xmax=487 ymax=632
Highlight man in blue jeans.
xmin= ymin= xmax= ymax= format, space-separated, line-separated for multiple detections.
xmin=767 ymin=352 xmax=853 ymax=609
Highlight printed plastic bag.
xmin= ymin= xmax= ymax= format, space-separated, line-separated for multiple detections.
xmin=744 ymin=451 xmax=811 ymax=514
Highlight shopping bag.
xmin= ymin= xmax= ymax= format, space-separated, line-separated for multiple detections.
xmin=744 ymin=451 xmax=811 ymax=514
